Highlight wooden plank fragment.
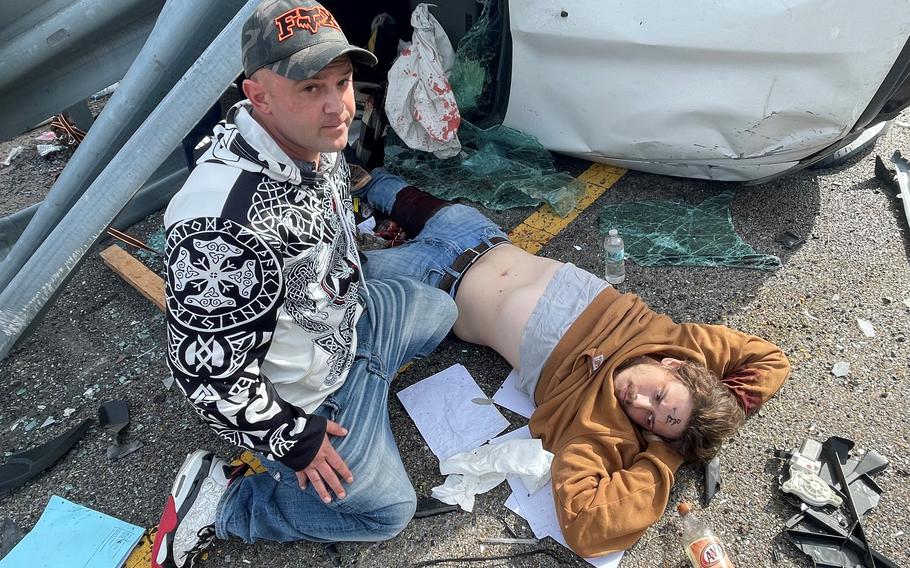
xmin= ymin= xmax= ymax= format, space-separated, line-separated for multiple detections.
xmin=100 ymin=244 xmax=165 ymax=312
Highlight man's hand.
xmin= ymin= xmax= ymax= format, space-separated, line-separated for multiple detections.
xmin=296 ymin=420 xmax=353 ymax=503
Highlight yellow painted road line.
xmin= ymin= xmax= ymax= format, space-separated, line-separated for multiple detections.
xmin=509 ymin=164 xmax=626 ymax=254
xmin=126 ymin=162 xmax=625 ymax=567
xmin=125 ymin=528 xmax=156 ymax=568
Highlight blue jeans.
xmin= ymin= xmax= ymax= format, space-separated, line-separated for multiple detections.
xmin=358 ymin=168 xmax=510 ymax=292
xmin=215 ymin=278 xmax=457 ymax=543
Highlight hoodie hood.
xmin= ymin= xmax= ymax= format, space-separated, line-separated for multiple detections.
xmin=200 ymin=100 xmax=335 ymax=186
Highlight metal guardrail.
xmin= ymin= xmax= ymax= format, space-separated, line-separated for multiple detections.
xmin=0 ymin=0 xmax=166 ymax=140
xmin=0 ymin=0 xmax=254 ymax=359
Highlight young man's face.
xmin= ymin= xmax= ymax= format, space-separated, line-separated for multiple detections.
xmin=613 ymin=357 xmax=694 ymax=439
xmin=249 ymin=56 xmax=355 ymax=163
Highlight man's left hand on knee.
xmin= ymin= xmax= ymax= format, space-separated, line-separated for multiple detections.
xmin=297 ymin=420 xmax=354 ymax=503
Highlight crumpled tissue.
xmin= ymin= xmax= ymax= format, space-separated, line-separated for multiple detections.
xmin=431 ymin=438 xmax=553 ymax=512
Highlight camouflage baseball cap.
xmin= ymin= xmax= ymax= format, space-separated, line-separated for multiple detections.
xmin=242 ymin=0 xmax=378 ymax=80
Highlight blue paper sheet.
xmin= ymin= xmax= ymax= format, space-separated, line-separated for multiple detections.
xmin=1 ymin=496 xmax=144 ymax=568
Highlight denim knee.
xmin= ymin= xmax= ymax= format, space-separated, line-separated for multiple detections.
xmin=365 ymin=490 xmax=417 ymax=541
xmin=430 ymin=287 xmax=458 ymax=331
xmin=408 ymin=283 xmax=458 ymax=344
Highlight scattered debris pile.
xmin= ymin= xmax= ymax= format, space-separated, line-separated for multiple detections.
xmin=774 ymin=437 xmax=897 ymax=567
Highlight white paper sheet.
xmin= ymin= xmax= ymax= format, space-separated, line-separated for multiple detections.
xmin=356 ymin=215 xmax=376 ymax=235
xmin=492 ymin=369 xmax=535 ymax=419
xmin=507 ymin=476 xmax=558 ymax=539
xmin=496 ymin=428 xmax=624 ymax=568
xmin=504 ymin=493 xmax=520 ymax=514
xmin=397 ymin=364 xmax=509 ymax=461
xmin=490 ymin=425 xmax=532 ymax=445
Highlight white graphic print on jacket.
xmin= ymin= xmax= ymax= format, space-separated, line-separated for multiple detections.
xmin=164 ymin=101 xmax=363 ymax=470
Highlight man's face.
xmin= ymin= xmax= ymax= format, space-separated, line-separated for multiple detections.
xmin=251 ymin=57 xmax=355 ymax=163
xmin=613 ymin=357 xmax=694 ymax=439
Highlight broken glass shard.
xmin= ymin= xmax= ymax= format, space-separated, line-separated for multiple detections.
xmin=831 ymin=362 xmax=850 ymax=378
xmin=856 ymin=318 xmax=876 ymax=338
xmin=383 ymin=123 xmax=584 ymax=216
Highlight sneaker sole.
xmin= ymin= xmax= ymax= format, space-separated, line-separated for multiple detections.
xmin=152 ymin=450 xmax=215 ymax=568
xmin=172 ymin=476 xmax=224 ymax=566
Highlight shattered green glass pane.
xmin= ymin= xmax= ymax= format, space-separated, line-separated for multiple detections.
xmin=450 ymin=0 xmax=499 ymax=120
xmin=387 ymin=0 xmax=582 ymax=215
xmin=598 ymin=192 xmax=780 ymax=270
xmin=384 ymin=122 xmax=585 ymax=216
xmin=450 ymin=58 xmax=486 ymax=119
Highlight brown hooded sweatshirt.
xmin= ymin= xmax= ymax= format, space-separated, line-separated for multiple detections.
xmin=530 ymin=287 xmax=790 ymax=557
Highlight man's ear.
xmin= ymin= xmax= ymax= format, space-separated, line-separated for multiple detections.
xmin=242 ymin=76 xmax=270 ymax=115
xmin=661 ymin=357 xmax=684 ymax=370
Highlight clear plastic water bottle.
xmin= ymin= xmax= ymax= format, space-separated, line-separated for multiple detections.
xmin=678 ymin=502 xmax=735 ymax=568
xmin=603 ymin=228 xmax=625 ymax=284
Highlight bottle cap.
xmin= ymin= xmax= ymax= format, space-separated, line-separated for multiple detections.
xmin=677 ymin=502 xmax=692 ymax=515
xmin=609 ymin=229 xmax=618 ymax=236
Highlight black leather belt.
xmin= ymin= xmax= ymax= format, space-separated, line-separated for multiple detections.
xmin=437 ymin=236 xmax=509 ymax=294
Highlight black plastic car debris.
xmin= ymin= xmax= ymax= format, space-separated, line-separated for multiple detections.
xmin=321 ymin=543 xmax=343 ymax=568
xmin=888 ymin=151 xmax=910 ymax=229
xmin=874 ymin=155 xmax=898 ymax=192
xmin=0 ymin=518 xmax=24 ymax=560
xmin=817 ymin=438 xmax=887 ymax=520
xmin=0 ymin=419 xmax=91 ymax=497
xmin=98 ymin=400 xmax=130 ymax=437
xmin=414 ymin=496 xmax=460 ymax=519
xmin=98 ymin=400 xmax=143 ymax=461
xmin=775 ymin=436 xmax=898 ymax=568
xmin=775 ymin=230 xmax=806 ymax=250
xmin=704 ymin=455 xmax=721 ymax=505
xmin=785 ymin=510 xmax=900 ymax=568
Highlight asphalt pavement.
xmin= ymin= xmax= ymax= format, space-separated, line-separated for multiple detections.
xmin=0 ymin=115 xmax=908 ymax=568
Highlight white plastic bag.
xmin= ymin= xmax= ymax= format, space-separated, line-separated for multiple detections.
xmin=385 ymin=4 xmax=461 ymax=158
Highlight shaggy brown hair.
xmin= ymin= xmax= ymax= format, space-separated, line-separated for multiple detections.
xmin=672 ymin=361 xmax=745 ymax=462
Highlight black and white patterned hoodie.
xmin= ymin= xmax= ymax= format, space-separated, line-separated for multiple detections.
xmin=164 ymin=100 xmax=363 ymax=470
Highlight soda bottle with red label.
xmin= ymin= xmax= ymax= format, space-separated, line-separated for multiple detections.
xmin=678 ymin=502 xmax=735 ymax=568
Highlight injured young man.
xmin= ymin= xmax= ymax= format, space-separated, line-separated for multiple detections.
xmin=357 ymin=169 xmax=791 ymax=557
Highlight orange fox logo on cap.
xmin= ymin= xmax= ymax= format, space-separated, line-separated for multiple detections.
xmin=275 ymin=6 xmax=340 ymax=41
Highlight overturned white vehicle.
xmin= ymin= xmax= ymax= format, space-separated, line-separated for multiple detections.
xmin=414 ymin=0 xmax=910 ymax=182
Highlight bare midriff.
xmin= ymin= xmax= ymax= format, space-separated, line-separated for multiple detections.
xmin=453 ymin=244 xmax=563 ymax=368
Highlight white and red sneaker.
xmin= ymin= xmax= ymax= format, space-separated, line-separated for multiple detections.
xmin=152 ymin=450 xmax=230 ymax=568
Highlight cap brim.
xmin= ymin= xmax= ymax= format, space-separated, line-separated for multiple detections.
xmin=268 ymin=41 xmax=378 ymax=81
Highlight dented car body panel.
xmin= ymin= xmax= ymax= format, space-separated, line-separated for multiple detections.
xmin=502 ymin=0 xmax=910 ymax=181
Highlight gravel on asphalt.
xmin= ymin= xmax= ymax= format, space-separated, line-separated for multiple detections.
xmin=0 ymin=109 xmax=908 ymax=567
